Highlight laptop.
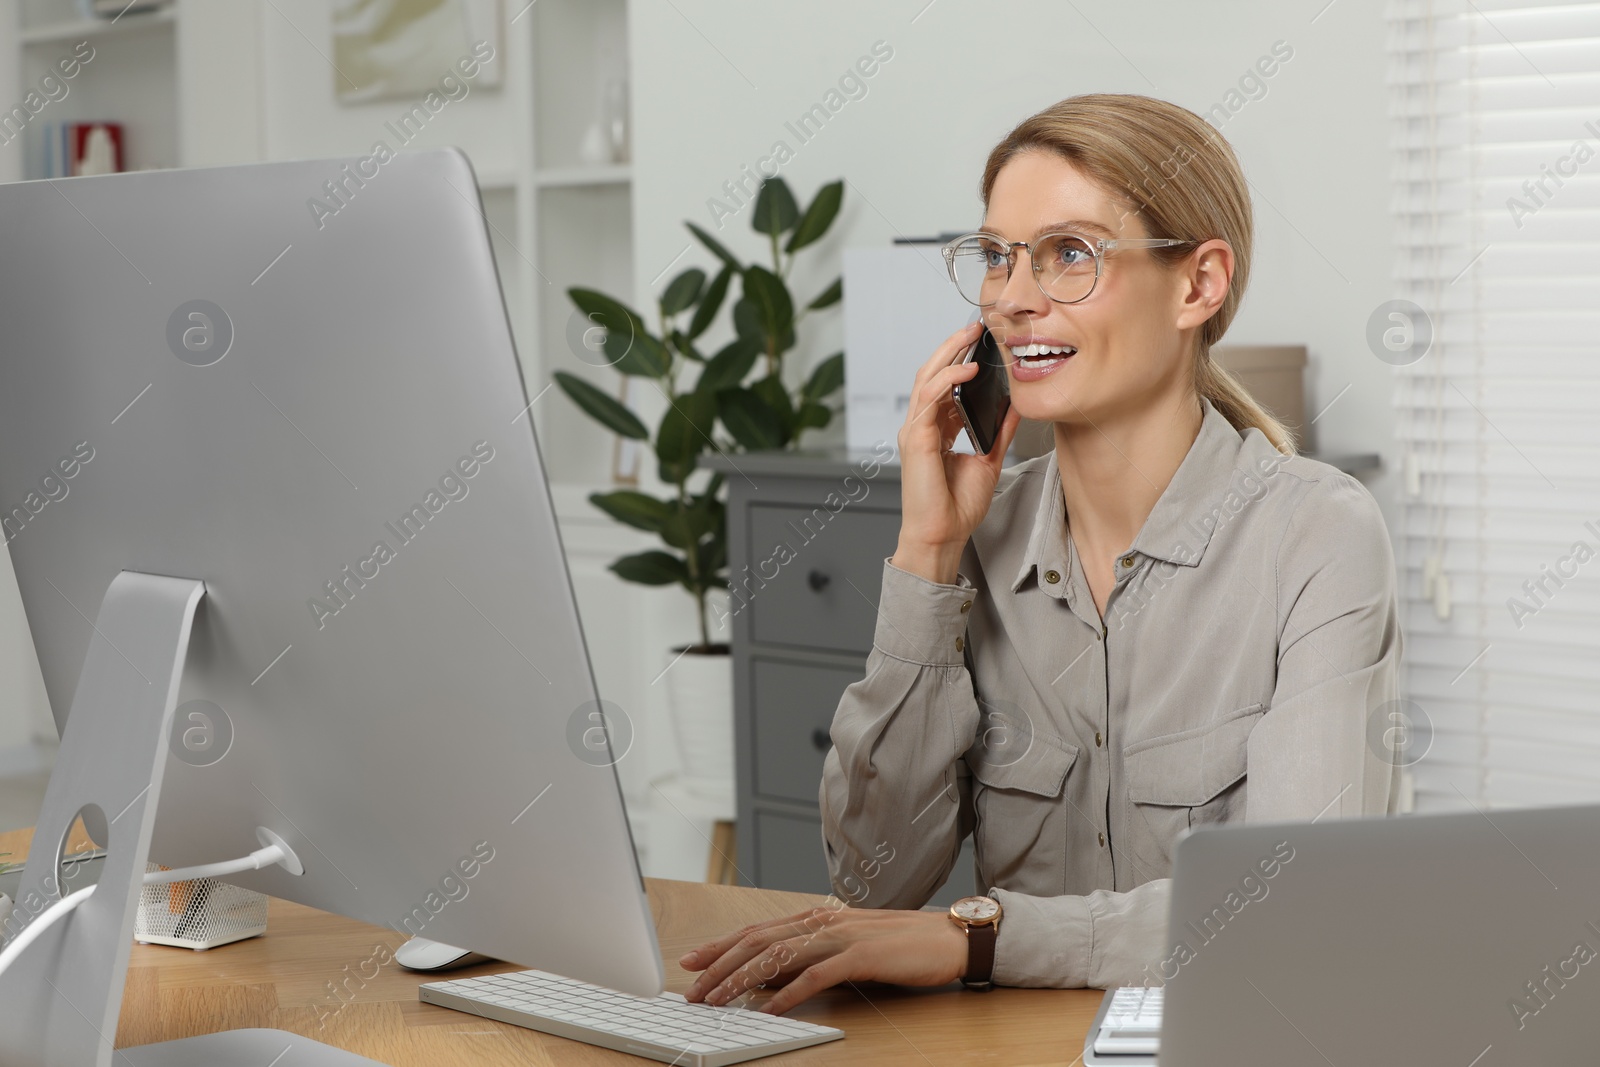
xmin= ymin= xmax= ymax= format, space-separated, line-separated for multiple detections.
xmin=1085 ymin=801 xmax=1600 ymax=1065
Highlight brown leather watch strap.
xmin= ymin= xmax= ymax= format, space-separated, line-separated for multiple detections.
xmin=963 ymin=921 xmax=997 ymax=990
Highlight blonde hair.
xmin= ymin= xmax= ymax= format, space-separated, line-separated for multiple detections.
xmin=980 ymin=93 xmax=1296 ymax=455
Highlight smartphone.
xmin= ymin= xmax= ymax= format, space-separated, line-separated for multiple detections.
xmin=952 ymin=325 xmax=1011 ymax=455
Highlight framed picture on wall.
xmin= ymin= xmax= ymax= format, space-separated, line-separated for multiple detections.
xmin=331 ymin=0 xmax=504 ymax=104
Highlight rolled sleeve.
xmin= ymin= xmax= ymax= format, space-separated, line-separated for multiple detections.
xmin=873 ymin=557 xmax=976 ymax=665
xmin=989 ymin=879 xmax=1171 ymax=988
xmin=819 ymin=558 xmax=983 ymax=910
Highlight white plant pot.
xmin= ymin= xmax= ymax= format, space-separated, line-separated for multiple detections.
xmin=662 ymin=645 xmax=734 ymax=795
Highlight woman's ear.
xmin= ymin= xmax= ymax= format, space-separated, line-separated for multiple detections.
xmin=1173 ymin=239 xmax=1234 ymax=332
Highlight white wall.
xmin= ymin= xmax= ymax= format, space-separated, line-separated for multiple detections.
xmin=628 ymin=0 xmax=1399 ymax=527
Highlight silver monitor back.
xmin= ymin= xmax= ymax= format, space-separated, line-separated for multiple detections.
xmin=0 ymin=148 xmax=663 ymax=997
xmin=1162 ymin=802 xmax=1600 ymax=1064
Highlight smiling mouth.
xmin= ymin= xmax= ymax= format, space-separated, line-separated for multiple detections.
xmin=1009 ymin=343 xmax=1077 ymax=367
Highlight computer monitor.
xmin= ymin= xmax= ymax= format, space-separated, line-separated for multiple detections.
xmin=0 ymin=149 xmax=662 ymax=1062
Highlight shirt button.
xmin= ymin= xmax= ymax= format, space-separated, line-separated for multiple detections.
xmin=955 ymin=635 xmax=964 ymax=652
xmin=1120 ymin=554 xmax=1135 ymax=568
xmin=960 ymin=600 xmax=972 ymax=614
xmin=1044 ymin=569 xmax=1061 ymax=584
xmin=1098 ymin=832 xmax=1106 ymax=848
xmin=1095 ymin=731 xmax=1102 ymax=748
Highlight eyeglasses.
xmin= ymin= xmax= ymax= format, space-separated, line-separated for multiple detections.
xmin=940 ymin=230 xmax=1194 ymax=307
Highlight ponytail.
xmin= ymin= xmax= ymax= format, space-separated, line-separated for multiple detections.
xmin=1196 ymin=354 xmax=1298 ymax=456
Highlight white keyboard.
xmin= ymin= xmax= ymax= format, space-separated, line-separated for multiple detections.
xmin=418 ymin=968 xmax=844 ymax=1066
xmin=1091 ymin=986 xmax=1163 ymax=1057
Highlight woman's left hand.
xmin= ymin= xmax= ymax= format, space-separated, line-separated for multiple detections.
xmin=679 ymin=905 xmax=970 ymax=1015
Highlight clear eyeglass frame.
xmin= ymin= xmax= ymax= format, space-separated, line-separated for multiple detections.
xmin=940 ymin=230 xmax=1195 ymax=306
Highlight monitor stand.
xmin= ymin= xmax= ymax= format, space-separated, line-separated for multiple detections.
xmin=0 ymin=571 xmax=387 ymax=1066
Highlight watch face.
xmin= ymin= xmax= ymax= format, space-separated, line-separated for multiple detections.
xmin=951 ymin=896 xmax=999 ymax=922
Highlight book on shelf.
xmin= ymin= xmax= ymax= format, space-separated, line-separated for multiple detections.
xmin=34 ymin=121 xmax=124 ymax=179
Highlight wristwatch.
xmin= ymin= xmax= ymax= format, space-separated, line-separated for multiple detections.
xmin=948 ymin=895 xmax=1002 ymax=990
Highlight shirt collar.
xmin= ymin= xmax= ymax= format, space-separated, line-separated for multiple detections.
xmin=1009 ymin=399 xmax=1248 ymax=594
xmin=1009 ymin=450 xmax=1070 ymax=595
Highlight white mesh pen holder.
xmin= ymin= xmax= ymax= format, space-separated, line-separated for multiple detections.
xmin=135 ymin=862 xmax=268 ymax=950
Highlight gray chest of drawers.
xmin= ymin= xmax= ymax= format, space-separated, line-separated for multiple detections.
xmin=698 ymin=447 xmax=977 ymax=905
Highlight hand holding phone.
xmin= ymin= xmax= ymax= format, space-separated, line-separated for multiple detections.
xmin=951 ymin=325 xmax=1012 ymax=455
xmin=890 ymin=322 xmax=1023 ymax=586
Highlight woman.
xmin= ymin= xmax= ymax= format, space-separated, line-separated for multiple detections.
xmin=681 ymin=93 xmax=1400 ymax=1013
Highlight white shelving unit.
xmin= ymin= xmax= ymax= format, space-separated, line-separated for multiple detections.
xmin=0 ymin=0 xmax=714 ymax=879
xmin=534 ymin=162 xmax=630 ymax=188
xmin=8 ymin=1 xmax=178 ymax=178
xmin=523 ymin=0 xmax=637 ymax=490
xmin=18 ymin=5 xmax=174 ymax=45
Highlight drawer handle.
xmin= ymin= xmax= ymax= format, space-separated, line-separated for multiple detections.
xmin=807 ymin=570 xmax=830 ymax=592
xmin=811 ymin=727 xmax=831 ymax=751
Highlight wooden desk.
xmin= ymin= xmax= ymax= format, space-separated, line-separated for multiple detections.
xmin=1 ymin=828 xmax=1100 ymax=1065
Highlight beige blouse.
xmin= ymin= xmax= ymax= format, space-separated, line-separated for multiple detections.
xmin=818 ymin=399 xmax=1402 ymax=988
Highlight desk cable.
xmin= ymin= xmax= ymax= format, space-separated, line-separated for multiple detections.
xmin=0 ymin=837 xmax=300 ymax=979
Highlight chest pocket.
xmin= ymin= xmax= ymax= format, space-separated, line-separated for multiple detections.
xmin=966 ymin=707 xmax=1079 ymax=893
xmin=1121 ymin=703 xmax=1264 ymax=872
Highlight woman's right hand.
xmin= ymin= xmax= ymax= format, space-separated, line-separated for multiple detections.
xmin=891 ymin=321 xmax=1023 ymax=585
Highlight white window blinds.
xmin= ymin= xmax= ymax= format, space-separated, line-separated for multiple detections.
xmin=1388 ymin=0 xmax=1600 ymax=811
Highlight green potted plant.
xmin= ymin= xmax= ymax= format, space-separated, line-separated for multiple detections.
xmin=554 ymin=176 xmax=846 ymax=789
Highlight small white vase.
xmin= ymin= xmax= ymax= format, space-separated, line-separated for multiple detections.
xmin=662 ymin=644 xmax=734 ymax=793
xmin=577 ymin=121 xmax=611 ymax=167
